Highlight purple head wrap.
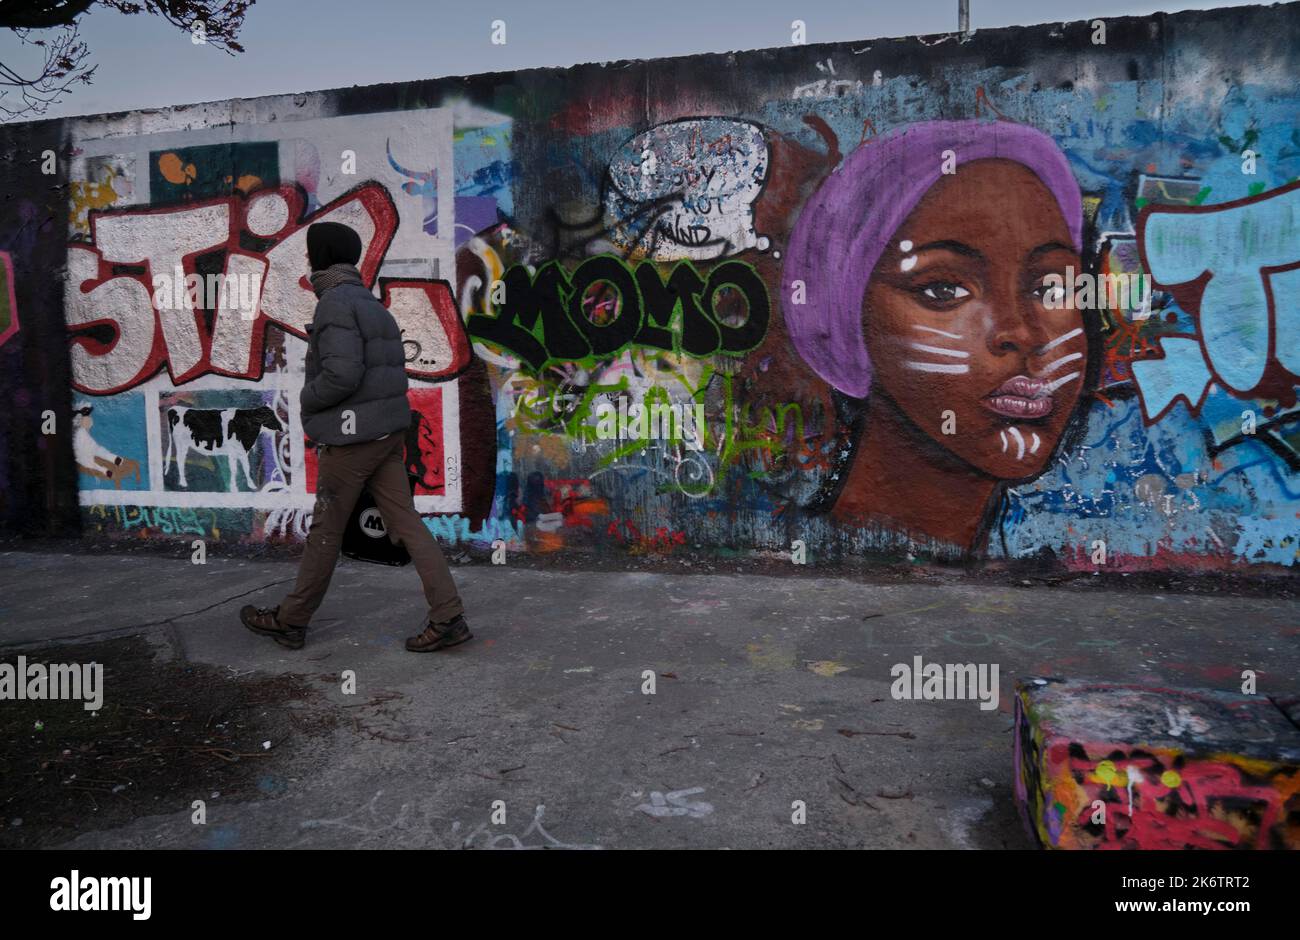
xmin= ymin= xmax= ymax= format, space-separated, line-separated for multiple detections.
xmin=781 ymin=120 xmax=1083 ymax=398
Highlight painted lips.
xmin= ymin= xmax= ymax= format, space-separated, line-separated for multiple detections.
xmin=983 ymin=375 xmax=1054 ymax=419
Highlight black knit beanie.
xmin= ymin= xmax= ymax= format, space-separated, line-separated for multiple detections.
xmin=306 ymin=221 xmax=363 ymax=272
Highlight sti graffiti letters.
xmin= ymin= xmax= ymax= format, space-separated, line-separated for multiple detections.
xmin=67 ymin=183 xmax=468 ymax=394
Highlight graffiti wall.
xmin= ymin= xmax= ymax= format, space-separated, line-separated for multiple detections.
xmin=64 ymin=105 xmax=495 ymax=543
xmin=15 ymin=3 xmax=1300 ymax=570
xmin=0 ymin=116 xmax=77 ymax=536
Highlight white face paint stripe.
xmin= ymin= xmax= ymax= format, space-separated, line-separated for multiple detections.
xmin=1030 ymin=432 xmax=1040 ymax=455
xmin=1044 ymin=370 xmax=1082 ymax=393
xmin=1000 ymin=430 xmax=1008 ymax=453
xmin=914 ymin=325 xmax=963 ymax=339
xmin=908 ymin=342 xmax=969 ymax=359
xmin=1037 ymin=327 xmax=1083 ymax=354
xmin=905 ymin=361 xmax=969 ymax=373
xmin=1038 ymin=351 xmax=1083 ymax=375
xmin=1008 ymin=426 xmax=1025 ymax=460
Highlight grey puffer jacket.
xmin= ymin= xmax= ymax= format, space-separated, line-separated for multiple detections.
xmin=301 ymin=268 xmax=411 ymax=445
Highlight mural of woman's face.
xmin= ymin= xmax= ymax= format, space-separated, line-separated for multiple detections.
xmin=862 ymin=159 xmax=1086 ymax=480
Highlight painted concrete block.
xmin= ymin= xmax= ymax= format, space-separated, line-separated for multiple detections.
xmin=1014 ymin=678 xmax=1300 ymax=849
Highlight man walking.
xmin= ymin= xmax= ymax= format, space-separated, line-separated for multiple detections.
xmin=240 ymin=221 xmax=470 ymax=653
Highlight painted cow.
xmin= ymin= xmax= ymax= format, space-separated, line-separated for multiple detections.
xmin=164 ymin=405 xmax=283 ymax=491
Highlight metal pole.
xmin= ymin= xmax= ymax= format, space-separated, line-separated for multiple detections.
xmin=959 ymin=0 xmax=970 ymax=35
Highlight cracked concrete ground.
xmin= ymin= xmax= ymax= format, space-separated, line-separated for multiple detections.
xmin=1 ymin=548 xmax=1297 ymax=849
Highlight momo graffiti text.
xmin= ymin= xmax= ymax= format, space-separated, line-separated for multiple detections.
xmin=466 ymin=255 xmax=770 ymax=371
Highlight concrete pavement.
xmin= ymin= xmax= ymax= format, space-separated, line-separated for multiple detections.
xmin=1 ymin=547 xmax=1297 ymax=849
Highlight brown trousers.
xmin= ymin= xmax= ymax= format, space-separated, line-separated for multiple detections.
xmin=278 ymin=434 xmax=464 ymax=628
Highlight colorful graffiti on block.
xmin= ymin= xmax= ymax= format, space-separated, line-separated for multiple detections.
xmin=50 ymin=4 xmax=1300 ymax=569
xmin=1014 ymin=678 xmax=1300 ymax=849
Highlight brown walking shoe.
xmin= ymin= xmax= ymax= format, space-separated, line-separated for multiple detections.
xmin=405 ymin=614 xmax=472 ymax=652
xmin=240 ymin=604 xmax=306 ymax=650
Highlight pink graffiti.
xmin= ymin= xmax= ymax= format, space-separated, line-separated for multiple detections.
xmin=0 ymin=250 xmax=17 ymax=349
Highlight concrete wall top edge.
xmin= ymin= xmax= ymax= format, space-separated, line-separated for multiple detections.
xmin=21 ymin=1 xmax=1298 ymax=134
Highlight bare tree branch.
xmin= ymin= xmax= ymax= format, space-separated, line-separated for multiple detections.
xmin=0 ymin=0 xmax=251 ymax=120
xmin=95 ymin=1 xmax=253 ymax=55
xmin=0 ymin=23 xmax=95 ymax=120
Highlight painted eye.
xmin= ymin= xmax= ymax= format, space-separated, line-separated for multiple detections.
xmin=919 ymin=282 xmax=970 ymax=303
xmin=1033 ymin=282 xmax=1067 ymax=306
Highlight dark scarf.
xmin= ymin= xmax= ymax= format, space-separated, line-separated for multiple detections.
xmin=308 ymin=263 xmax=364 ymax=298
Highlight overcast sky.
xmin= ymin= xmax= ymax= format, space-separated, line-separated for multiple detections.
xmin=0 ymin=0 xmax=1269 ymax=121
